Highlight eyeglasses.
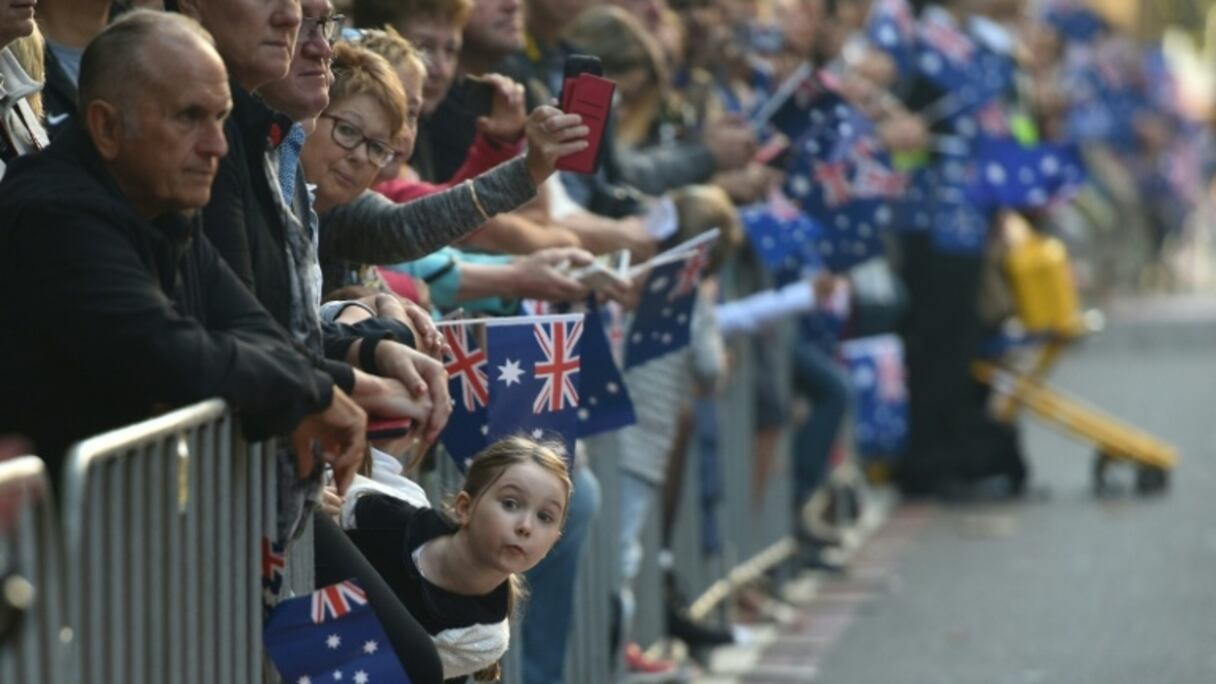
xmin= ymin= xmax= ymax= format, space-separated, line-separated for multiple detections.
xmin=301 ymin=13 xmax=345 ymax=45
xmin=321 ymin=114 xmax=395 ymax=167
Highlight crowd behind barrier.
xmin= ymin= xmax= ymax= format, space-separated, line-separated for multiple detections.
xmin=2 ymin=0 xmax=1213 ymax=681
xmin=0 ymin=287 xmax=791 ymax=683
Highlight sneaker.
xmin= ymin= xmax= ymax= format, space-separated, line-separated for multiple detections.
xmin=624 ymin=642 xmax=677 ymax=678
xmin=666 ymin=602 xmax=734 ymax=649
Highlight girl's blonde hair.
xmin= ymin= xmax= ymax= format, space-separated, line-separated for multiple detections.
xmin=329 ymin=41 xmax=407 ymax=142
xmin=668 ymin=184 xmax=744 ymax=275
xmin=452 ymin=435 xmax=573 ymax=682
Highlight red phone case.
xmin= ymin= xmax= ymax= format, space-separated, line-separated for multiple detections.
xmin=556 ymin=73 xmax=615 ymax=174
xmin=367 ymin=418 xmax=412 ymax=439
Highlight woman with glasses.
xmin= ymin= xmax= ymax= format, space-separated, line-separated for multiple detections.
xmin=303 ymin=41 xmax=591 ymax=293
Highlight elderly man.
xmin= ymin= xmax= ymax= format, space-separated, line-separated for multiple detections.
xmin=0 ymin=10 xmax=364 ymax=494
xmin=0 ymin=13 xmax=448 ymax=682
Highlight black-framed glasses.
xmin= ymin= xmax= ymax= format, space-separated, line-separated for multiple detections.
xmin=321 ymin=114 xmax=395 ymax=167
xmin=301 ymin=13 xmax=345 ymax=45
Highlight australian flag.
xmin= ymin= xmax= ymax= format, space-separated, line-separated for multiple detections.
xmin=782 ymin=90 xmax=900 ymax=271
xmin=916 ymin=12 xmax=1014 ymax=123
xmin=263 ymin=579 xmax=411 ymax=684
xmin=866 ymin=0 xmax=918 ymax=78
xmin=486 ymin=314 xmax=585 ymax=457
xmin=840 ymin=334 xmax=908 ymax=458
xmin=624 ymin=249 xmax=707 ymax=369
xmin=970 ymin=137 xmax=1086 ymax=210
xmin=576 ymin=299 xmax=637 ymax=438
xmin=438 ymin=323 xmax=490 ymax=470
xmin=739 ymin=189 xmax=824 ymax=275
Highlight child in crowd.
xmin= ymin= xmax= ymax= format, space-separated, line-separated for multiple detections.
xmin=338 ymin=436 xmax=573 ymax=681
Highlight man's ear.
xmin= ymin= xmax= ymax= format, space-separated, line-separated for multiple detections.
xmin=86 ymin=100 xmax=124 ymax=161
xmin=452 ymin=491 xmax=473 ymax=526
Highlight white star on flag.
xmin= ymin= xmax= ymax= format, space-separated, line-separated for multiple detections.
xmin=353 ymin=671 xmax=369 ymax=684
xmin=332 ymin=671 xmax=343 ymax=681
xmin=326 ymin=634 xmax=341 ymax=650
xmin=298 ymin=678 xmax=312 ymax=684
xmin=362 ymin=640 xmax=378 ymax=655
xmin=497 ymin=359 xmax=524 ymax=386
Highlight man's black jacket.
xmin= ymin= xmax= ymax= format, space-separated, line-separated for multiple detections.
xmin=201 ymin=84 xmax=362 ymax=387
xmin=0 ymin=123 xmax=335 ymax=479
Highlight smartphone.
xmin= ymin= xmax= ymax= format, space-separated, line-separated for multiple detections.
xmin=556 ymin=54 xmax=614 ymax=174
xmin=461 ymin=76 xmax=496 ymax=118
xmin=560 ymin=54 xmax=604 ymax=110
xmin=367 ymin=418 xmax=412 ymax=440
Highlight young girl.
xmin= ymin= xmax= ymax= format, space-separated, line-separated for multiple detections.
xmin=339 ymin=436 xmax=573 ymax=681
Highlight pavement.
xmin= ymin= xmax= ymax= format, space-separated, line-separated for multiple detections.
xmin=693 ymin=297 xmax=1216 ymax=683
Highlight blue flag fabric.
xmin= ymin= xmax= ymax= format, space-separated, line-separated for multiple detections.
xmin=739 ymin=199 xmax=824 ymax=274
xmin=930 ymin=181 xmax=993 ymax=253
xmin=264 ymin=579 xmax=411 ymax=684
xmin=576 ymin=299 xmax=637 ymax=438
xmin=840 ymin=335 xmax=908 ymax=458
xmin=624 ymin=251 xmax=706 ymax=369
xmin=916 ymin=13 xmax=1015 ymax=123
xmin=1043 ymin=5 xmax=1107 ymax=43
xmin=486 ymin=314 xmax=585 ymax=457
xmin=1061 ymin=39 xmax=1147 ymax=148
xmin=970 ymin=138 xmax=1086 ymax=210
xmin=438 ymin=324 xmax=490 ymax=470
xmin=781 ymin=90 xmax=899 ymax=271
xmin=866 ymin=0 xmax=918 ymax=78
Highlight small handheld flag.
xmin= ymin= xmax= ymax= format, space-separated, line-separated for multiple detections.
xmin=263 ymin=579 xmax=411 ymax=684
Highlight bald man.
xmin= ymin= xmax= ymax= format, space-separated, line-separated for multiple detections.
xmin=0 ymin=10 xmax=366 ymax=494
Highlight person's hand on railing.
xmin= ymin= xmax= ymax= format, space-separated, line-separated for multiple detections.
xmin=320 ymin=482 xmax=344 ymax=522
xmin=524 ymin=106 xmax=590 ymax=187
xmin=292 ymin=388 xmax=367 ymax=496
xmin=374 ymin=343 xmax=453 ymax=447
xmin=350 ymin=368 xmax=435 ymax=426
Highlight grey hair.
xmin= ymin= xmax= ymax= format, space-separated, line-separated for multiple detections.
xmin=78 ymin=9 xmax=216 ymax=117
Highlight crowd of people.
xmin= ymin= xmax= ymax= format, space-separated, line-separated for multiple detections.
xmin=0 ymin=0 xmax=1207 ymax=682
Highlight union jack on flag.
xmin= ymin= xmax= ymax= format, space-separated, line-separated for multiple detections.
xmin=532 ymin=318 xmax=583 ymax=413
xmin=669 ymin=247 xmax=709 ymax=302
xmin=919 ymin=12 xmax=974 ymax=65
xmin=264 ymin=579 xmax=412 ymax=683
xmin=436 ymin=321 xmax=490 ymax=470
xmin=486 ymin=313 xmax=585 ymax=458
xmin=311 ymin=580 xmax=368 ymax=624
xmin=840 ymin=334 xmax=908 ymax=457
xmin=443 ymin=326 xmax=489 ymax=412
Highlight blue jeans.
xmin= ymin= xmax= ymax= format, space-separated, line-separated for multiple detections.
xmin=791 ymin=340 xmax=852 ymax=509
xmin=522 ymin=464 xmax=601 ymax=684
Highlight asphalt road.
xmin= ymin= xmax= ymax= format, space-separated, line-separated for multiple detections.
xmin=814 ymin=302 xmax=1216 ymax=684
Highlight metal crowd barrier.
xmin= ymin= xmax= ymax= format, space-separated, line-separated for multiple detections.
xmin=0 ymin=456 xmax=68 ymax=684
xmin=14 ymin=246 xmax=795 ymax=684
xmin=58 ymin=399 xmax=302 ymax=684
xmin=617 ymin=255 xmax=797 ymax=653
